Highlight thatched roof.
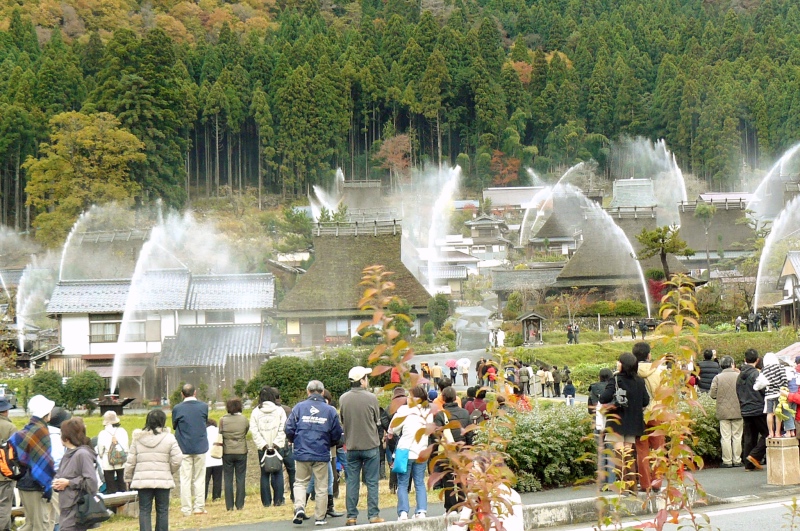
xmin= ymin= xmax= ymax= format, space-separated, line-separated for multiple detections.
xmin=532 ymin=194 xmax=586 ymax=240
xmin=677 ymin=203 xmax=754 ymax=255
xmin=278 ymin=232 xmax=430 ymax=316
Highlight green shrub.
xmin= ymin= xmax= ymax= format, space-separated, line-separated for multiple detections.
xmin=169 ymin=381 xmax=186 ymax=408
xmin=688 ymin=393 xmax=721 ymax=462
xmin=422 ymin=321 xmax=435 ymax=343
xmin=64 ymin=371 xmax=105 ymax=411
xmin=715 ymin=323 xmax=735 ymax=333
xmin=477 ymin=404 xmax=595 ymax=492
xmin=247 ymin=356 xmax=313 ymax=405
xmin=506 ymin=332 xmax=523 ymax=347
xmin=311 ymin=350 xmax=361 ymax=399
xmin=579 ymin=301 xmax=615 ymax=317
xmin=31 ymin=370 xmax=65 ymax=407
xmin=614 ymin=299 xmax=646 ymax=316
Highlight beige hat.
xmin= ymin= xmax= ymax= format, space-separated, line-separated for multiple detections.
xmin=103 ymin=410 xmax=121 ymax=426
xmin=348 ymin=366 xmax=372 ymax=381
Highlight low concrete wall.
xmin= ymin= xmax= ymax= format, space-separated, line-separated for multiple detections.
xmin=339 ymin=495 xmax=650 ymax=530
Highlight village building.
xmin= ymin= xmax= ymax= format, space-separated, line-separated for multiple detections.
xmin=776 ymin=251 xmax=800 ymax=328
xmin=277 ymin=221 xmax=430 ymax=347
xmin=46 ymin=269 xmax=275 ymax=401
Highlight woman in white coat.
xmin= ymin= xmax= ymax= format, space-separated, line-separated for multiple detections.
xmin=96 ymin=410 xmax=129 ymax=494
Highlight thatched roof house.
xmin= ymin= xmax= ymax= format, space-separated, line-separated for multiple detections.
xmin=278 ymin=222 xmax=430 ymax=346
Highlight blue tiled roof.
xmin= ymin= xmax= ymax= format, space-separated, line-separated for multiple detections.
xmin=47 ymin=270 xmax=275 ymax=314
xmin=186 ymin=274 xmax=275 ymax=311
xmin=157 ymin=324 xmax=272 ymax=368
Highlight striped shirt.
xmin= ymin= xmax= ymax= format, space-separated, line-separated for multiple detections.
xmin=762 ymin=363 xmax=788 ymax=399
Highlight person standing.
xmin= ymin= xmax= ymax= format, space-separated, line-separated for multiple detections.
xmin=460 ymin=363 xmax=469 ymax=386
xmin=433 ymin=387 xmax=471 ymax=514
xmin=97 ymin=411 xmax=128 ymax=494
xmin=12 ymin=394 xmax=55 ymax=531
xmin=573 ymin=323 xmax=580 ymax=344
xmin=630 ymin=320 xmax=637 ymax=340
xmin=220 ymin=398 xmax=248 ymax=511
xmin=737 ymin=349 xmax=768 ymax=471
xmin=697 ymin=349 xmax=721 ymax=393
xmin=204 ymin=419 xmax=222 ymax=502
xmin=431 ymin=362 xmax=442 ymax=388
xmin=125 ymin=409 xmax=183 ymax=531
xmin=710 ymin=356 xmax=743 ymax=467
xmin=51 ymin=418 xmax=98 ymax=531
xmin=552 ymin=366 xmax=562 ymax=397
xmin=274 ymin=391 xmax=296 ymax=501
xmin=172 ymin=383 xmax=209 ymax=516
xmin=617 ymin=318 xmax=625 ymax=338
xmin=633 ymin=342 xmax=666 ymax=492
xmin=339 ymin=366 xmax=384 ymax=526
xmin=599 ymin=353 xmax=650 ymax=486
xmin=389 ymin=386 xmax=433 ymax=520
xmin=250 ymin=387 xmax=287 ymax=508
xmin=518 ymin=364 xmax=530 ymax=395
xmin=285 ymin=380 xmax=343 ymax=526
xmin=608 ymin=323 xmax=615 ymax=341
xmin=0 ymin=397 xmax=16 ymax=531
xmin=639 ymin=320 xmax=648 ymax=339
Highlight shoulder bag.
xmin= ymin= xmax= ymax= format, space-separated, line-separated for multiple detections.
xmin=76 ymin=478 xmax=112 ymax=526
xmin=210 ymin=418 xmax=224 ymax=459
xmin=261 ymin=445 xmax=283 ymax=473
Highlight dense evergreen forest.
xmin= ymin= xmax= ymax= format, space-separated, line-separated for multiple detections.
xmin=0 ymin=0 xmax=799 ymax=242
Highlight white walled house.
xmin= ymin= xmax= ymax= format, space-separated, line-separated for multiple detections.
xmin=46 ymin=269 xmax=275 ymax=401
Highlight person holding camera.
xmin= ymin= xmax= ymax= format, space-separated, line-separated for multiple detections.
xmin=599 ymin=353 xmax=649 ymax=489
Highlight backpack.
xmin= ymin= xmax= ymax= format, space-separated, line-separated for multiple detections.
xmin=469 ymin=406 xmax=489 ymax=424
xmin=107 ymin=431 xmax=127 ymax=467
xmin=0 ymin=439 xmax=24 ymax=480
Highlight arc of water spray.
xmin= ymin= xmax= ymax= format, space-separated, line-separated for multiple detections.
xmin=427 ymin=168 xmax=460 ymax=294
xmin=59 ymin=208 xmax=93 ymax=281
xmin=747 ymin=142 xmax=800 ymax=221
xmin=753 ymin=195 xmax=800 ymax=312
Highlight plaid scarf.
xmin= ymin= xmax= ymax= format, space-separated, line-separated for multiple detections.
xmin=11 ymin=417 xmax=54 ymax=496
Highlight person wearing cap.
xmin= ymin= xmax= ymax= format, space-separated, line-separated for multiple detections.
xmin=47 ymin=407 xmax=71 ymax=530
xmin=284 ymin=380 xmax=343 ymax=526
xmin=0 ymin=397 xmax=16 ymax=531
xmin=339 ymin=366 xmax=383 ymax=526
xmin=97 ymin=410 xmax=129 ymax=495
xmin=11 ymin=394 xmax=55 ymax=531
xmin=172 ymin=383 xmax=209 ymax=516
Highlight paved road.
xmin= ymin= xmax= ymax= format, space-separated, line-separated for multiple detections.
xmin=552 ymin=496 xmax=798 ymax=530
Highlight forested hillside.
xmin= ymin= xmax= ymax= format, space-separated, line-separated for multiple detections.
xmin=0 ymin=0 xmax=798 ymax=243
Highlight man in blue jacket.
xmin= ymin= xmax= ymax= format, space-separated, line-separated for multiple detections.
xmin=285 ymin=380 xmax=343 ymax=526
xmin=172 ymin=383 xmax=209 ymax=516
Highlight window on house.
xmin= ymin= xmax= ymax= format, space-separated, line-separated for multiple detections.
xmin=89 ymin=314 xmax=122 ymax=343
xmin=325 ymin=319 xmax=349 ymax=336
xmin=206 ymin=311 xmax=235 ymax=323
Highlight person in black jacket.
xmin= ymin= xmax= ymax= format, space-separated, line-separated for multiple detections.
xmin=599 ymin=353 xmax=649 ymax=488
xmin=588 ymin=368 xmax=613 ymax=415
xmin=697 ymin=349 xmax=721 ymax=393
xmin=433 ymin=387 xmax=472 ymax=513
xmin=737 ymin=349 xmax=768 ymax=470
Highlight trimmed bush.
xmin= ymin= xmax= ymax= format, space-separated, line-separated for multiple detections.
xmin=477 ymin=403 xmax=596 ymax=492
xmin=568 ymin=363 xmax=614 ymax=389
xmin=614 ymin=299 xmax=646 ymax=316
xmin=31 ymin=370 xmax=65 ymax=407
xmin=579 ymin=301 xmax=615 ymax=317
xmin=247 ymin=356 xmax=313 ymax=404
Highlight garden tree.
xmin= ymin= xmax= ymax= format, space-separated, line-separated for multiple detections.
xmin=24 ymin=112 xmax=145 ymax=247
xmin=274 ymin=206 xmax=313 ymax=252
xmin=31 ymin=370 xmax=64 ymax=406
xmin=636 ymin=225 xmax=695 ymax=280
xmin=64 ymin=370 xmax=105 ymax=410
xmin=694 ymin=202 xmax=717 ymax=272
xmin=419 ymin=49 xmax=450 ymax=169
xmin=375 ymin=134 xmax=411 ymax=190
xmin=427 ymin=293 xmax=450 ymax=330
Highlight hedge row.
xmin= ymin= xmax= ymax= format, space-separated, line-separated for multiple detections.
xmin=246 ymin=347 xmax=388 ymax=405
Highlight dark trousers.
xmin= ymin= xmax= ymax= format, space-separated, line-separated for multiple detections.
xmin=284 ymin=444 xmax=296 ymax=501
xmin=258 ymin=448 xmax=285 ymax=506
xmin=519 ymin=380 xmax=530 ymax=395
xmin=138 ymin=488 xmax=170 ymax=531
xmin=554 ymin=383 xmax=561 ymax=397
xmin=103 ymin=468 xmax=126 ymax=494
xmin=223 ymin=454 xmax=247 ymax=510
xmin=205 ymin=465 xmax=222 ymax=500
xmin=743 ymin=414 xmax=769 ymax=468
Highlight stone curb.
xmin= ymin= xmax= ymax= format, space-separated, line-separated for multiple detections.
xmin=332 ymin=486 xmax=800 ymax=530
